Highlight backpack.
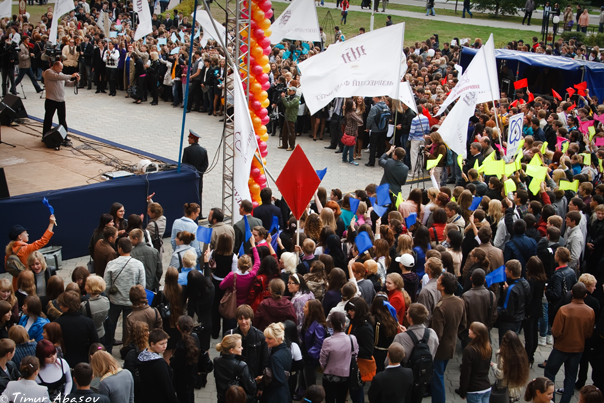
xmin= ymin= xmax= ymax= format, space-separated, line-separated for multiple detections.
xmin=444 ymin=145 xmax=454 ymax=167
xmin=5 ymin=246 xmax=26 ymax=277
xmin=407 ymin=329 xmax=434 ymax=392
xmin=374 ymin=104 xmax=392 ymax=131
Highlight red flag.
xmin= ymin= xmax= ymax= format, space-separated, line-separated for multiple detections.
xmin=567 ymin=88 xmax=576 ymax=97
xmin=441 ymin=78 xmax=447 ymax=86
xmin=514 ymin=78 xmax=528 ymax=90
xmin=527 ymin=89 xmax=534 ymax=103
xmin=552 ymin=89 xmax=562 ymax=101
xmin=275 ymin=145 xmax=321 ymax=220
xmin=574 ymin=81 xmax=587 ymax=96
xmin=568 ymin=103 xmax=577 ymax=111
xmin=510 ymin=100 xmax=519 ymax=108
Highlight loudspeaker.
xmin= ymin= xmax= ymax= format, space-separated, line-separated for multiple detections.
xmin=0 ymin=168 xmax=9 ymax=199
xmin=43 ymin=125 xmax=67 ymax=149
xmin=0 ymin=94 xmax=27 ymax=126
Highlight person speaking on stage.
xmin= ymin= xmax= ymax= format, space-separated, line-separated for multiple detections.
xmin=42 ymin=61 xmax=79 ymax=137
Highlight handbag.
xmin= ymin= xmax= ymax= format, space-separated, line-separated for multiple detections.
xmin=158 ymin=292 xmax=171 ymax=321
xmin=348 ymin=336 xmax=363 ymax=391
xmin=489 ymin=381 xmax=509 ymax=403
xmin=357 ymin=357 xmax=376 ymax=382
xmin=109 ymin=258 xmax=131 ymax=295
xmin=218 ymin=274 xmax=237 ymax=319
xmin=151 ymin=221 xmax=163 ymax=251
xmin=341 ymin=133 xmax=357 ymax=146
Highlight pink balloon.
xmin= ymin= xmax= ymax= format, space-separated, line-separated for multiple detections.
xmin=261 ymin=81 xmax=271 ymax=91
xmin=257 ymin=73 xmax=268 ymax=84
xmin=252 ymin=201 xmax=259 ymax=209
xmin=252 ymin=65 xmax=263 ymax=76
xmin=260 ymin=148 xmax=268 ymax=158
xmin=265 ymin=9 xmax=273 ymax=19
xmin=257 ymin=108 xmax=268 ymax=119
xmin=259 ymin=141 xmax=267 ymax=151
xmin=262 ymin=47 xmax=271 ymax=56
xmin=253 ymin=28 xmax=264 ymax=39
xmin=251 ymin=167 xmax=261 ymax=178
xmin=258 ymin=37 xmax=270 ymax=48
xmin=259 ymin=1 xmax=272 ymax=11
xmin=257 ymin=174 xmax=267 ymax=184
xmin=242 ymin=82 xmax=247 ymax=91
xmin=250 ymin=20 xmax=257 ymax=30
xmin=261 ymin=116 xmax=270 ymax=125
xmin=251 ymin=100 xmax=262 ymax=111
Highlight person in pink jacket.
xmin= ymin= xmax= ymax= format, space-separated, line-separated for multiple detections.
xmin=219 ymin=237 xmax=261 ymax=306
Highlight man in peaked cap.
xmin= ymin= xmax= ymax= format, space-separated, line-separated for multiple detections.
xmin=182 ymin=129 xmax=209 ymax=218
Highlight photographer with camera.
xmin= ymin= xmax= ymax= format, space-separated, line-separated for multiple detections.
xmin=269 ymin=76 xmax=287 ymax=137
xmin=0 ymin=35 xmax=18 ymax=96
xmin=14 ymin=35 xmax=43 ymax=94
xmin=42 ymin=61 xmax=79 ymax=137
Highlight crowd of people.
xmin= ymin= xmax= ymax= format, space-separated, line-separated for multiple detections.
xmin=4 ymin=0 xmax=604 ymax=403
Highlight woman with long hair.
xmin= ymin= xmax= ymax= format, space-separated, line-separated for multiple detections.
xmin=71 ymin=266 xmax=90 ymax=298
xmin=485 ymin=177 xmax=504 ymax=201
xmin=284 ymin=320 xmax=304 ymax=399
xmin=300 ymin=300 xmax=327 ymax=395
xmin=488 ymin=200 xmax=507 ymax=249
xmin=109 ymin=202 xmax=127 ymax=234
xmin=445 ymin=230 xmax=463 ymax=277
xmin=171 ymin=315 xmax=200 ymax=403
xmin=123 ymin=321 xmax=148 ymax=402
xmin=342 ymin=98 xmax=364 ymax=165
xmin=35 ymin=339 xmax=72 ymax=400
xmin=305 ymin=214 xmax=323 ymax=243
xmin=146 ymin=201 xmax=166 ymax=257
xmin=458 ymin=322 xmax=492 ymax=402
xmin=289 ymin=274 xmax=315 ymax=335
xmin=344 ymin=297 xmax=374 ymax=403
xmin=492 ymin=331 xmax=530 ymax=401
xmin=462 ymin=249 xmax=490 ymax=292
xmin=0 ymin=300 xmax=13 ymax=338
xmin=322 ymin=268 xmax=347 ymax=316
xmin=209 ymin=233 xmax=237 ymax=339
xmin=385 ymin=273 xmax=407 ymax=325
xmin=412 ymin=226 xmax=432 ymax=279
xmin=373 ymin=239 xmax=390 ymax=283
xmin=9 ymin=325 xmax=37 ymax=367
xmin=325 ymin=234 xmax=347 ymax=273
xmin=523 ymin=377 xmax=554 ymax=403
xmin=247 ymin=253 xmax=280 ymax=312
xmin=92 ymin=350 xmax=135 ymax=403
xmin=16 ymin=270 xmax=35 ymax=310
xmin=523 ymin=256 xmax=547 ymax=366
xmin=88 ymin=213 xmax=114 ymax=255
xmin=398 ymin=188 xmax=425 ymax=223
xmin=304 ymin=261 xmax=327 ymax=301
xmin=42 ymin=322 xmax=65 ymax=359
xmin=213 ymin=334 xmax=257 ymax=403
xmin=26 ymin=251 xmax=56 ymax=299
xmin=458 ymin=190 xmax=474 ymax=223
xmin=220 ymin=237 xmax=260 ymax=308
xmin=154 ymin=267 xmax=184 ymax=362
xmin=0 ymin=278 xmax=19 ymax=326
xmin=370 ymin=294 xmax=398 ymax=373
xmin=19 ymin=295 xmax=49 ymax=342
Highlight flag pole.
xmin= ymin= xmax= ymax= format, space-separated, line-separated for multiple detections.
xmin=481 ymin=41 xmax=505 ymax=158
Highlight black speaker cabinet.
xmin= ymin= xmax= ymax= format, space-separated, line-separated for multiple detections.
xmin=0 ymin=94 xmax=27 ymax=126
xmin=0 ymin=168 xmax=9 ymax=199
xmin=43 ymin=125 xmax=67 ymax=149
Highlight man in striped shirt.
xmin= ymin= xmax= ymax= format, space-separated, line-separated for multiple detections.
xmin=408 ymin=105 xmax=430 ymax=179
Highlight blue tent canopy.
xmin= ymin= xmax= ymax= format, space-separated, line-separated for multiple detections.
xmin=460 ymin=47 xmax=604 ymax=102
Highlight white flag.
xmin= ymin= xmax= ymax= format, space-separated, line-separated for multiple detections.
xmin=299 ymin=23 xmax=405 ymax=115
xmin=438 ymin=92 xmax=477 ymax=159
xmin=506 ymin=112 xmax=524 ymax=159
xmin=398 ymin=81 xmax=417 ymax=114
xmin=49 ymin=0 xmax=75 ymax=44
xmin=269 ymin=0 xmax=320 ymax=44
xmin=193 ymin=9 xmax=227 ymax=49
xmin=437 ymin=34 xmax=499 ymax=115
xmin=0 ymin=0 xmax=11 ymax=19
xmin=232 ymin=69 xmax=260 ymax=223
xmin=134 ymin=0 xmax=153 ymax=41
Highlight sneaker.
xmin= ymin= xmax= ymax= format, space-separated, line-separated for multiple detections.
xmin=546 ymin=335 xmax=553 ymax=345
xmin=349 ymin=161 xmax=359 ymax=166
xmin=286 ymin=147 xmax=293 ymax=151
xmin=538 ymin=336 xmax=547 ymax=346
xmin=555 ymin=388 xmax=564 ymax=395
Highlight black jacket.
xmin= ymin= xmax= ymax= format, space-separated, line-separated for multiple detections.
xmin=229 ymin=325 xmax=269 ymax=378
xmin=368 ymin=365 xmax=413 ymax=403
xmin=80 ymin=42 xmax=94 ymax=66
xmin=526 ymin=278 xmax=546 ymax=319
xmin=464 ymin=153 xmax=484 ymax=175
xmin=54 ymin=311 xmax=99 ymax=368
xmin=0 ymin=360 xmax=20 ymax=394
xmin=136 ymin=349 xmax=179 ymax=403
xmin=182 ymin=143 xmax=209 ymax=174
xmin=497 ymin=277 xmax=531 ymax=323
xmin=213 ymin=354 xmax=257 ymax=403
xmin=348 ymin=321 xmax=375 ymax=360
xmin=92 ymin=47 xmax=106 ymax=72
xmin=262 ymin=343 xmax=292 ymax=403
xmin=253 ymin=203 xmax=283 ymax=232
xmin=459 ymin=345 xmax=491 ymax=398
xmin=65 ymin=390 xmax=110 ymax=403
xmin=537 ymin=239 xmax=560 ymax=280
xmin=545 ymin=266 xmax=577 ymax=308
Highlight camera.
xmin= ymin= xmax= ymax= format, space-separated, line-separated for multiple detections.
xmin=41 ymin=43 xmax=62 ymax=62
xmin=419 ymin=145 xmax=426 ymax=152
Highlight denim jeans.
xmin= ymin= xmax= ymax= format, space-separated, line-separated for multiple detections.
xmin=172 ymin=81 xmax=181 ymax=105
xmin=342 ymin=145 xmax=355 ymax=162
xmin=14 ymin=67 xmax=42 ymax=92
xmin=544 ymin=348 xmax=582 ymax=403
xmin=462 ymin=6 xmax=472 ymax=17
xmin=426 ymin=6 xmax=435 ymax=15
xmin=539 ymin=300 xmax=550 ymax=337
xmin=466 ymin=390 xmax=491 ymax=403
xmin=431 ymin=358 xmax=448 ymax=403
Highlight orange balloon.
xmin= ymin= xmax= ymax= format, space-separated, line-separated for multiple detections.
xmin=250 ymin=82 xmax=262 ymax=94
xmin=259 ymin=19 xmax=271 ymax=30
xmin=241 ymin=29 xmax=248 ymax=38
xmin=248 ymin=177 xmax=256 ymax=186
xmin=258 ymin=91 xmax=268 ymax=102
xmin=253 ymin=120 xmax=263 ymax=131
xmin=259 ymin=55 xmax=269 ymax=66
xmin=253 ymin=9 xmax=265 ymax=21
xmin=260 ymin=133 xmax=269 ymax=142
xmin=262 ymin=64 xmax=270 ymax=74
xmin=261 ymin=99 xmax=270 ymax=108
xmin=257 ymin=125 xmax=267 ymax=136
xmin=252 ymin=158 xmax=262 ymax=168
xmin=264 ymin=27 xmax=272 ymax=37
xmin=251 ymin=46 xmax=263 ymax=59
xmin=252 ymin=115 xmax=262 ymax=127
xmin=251 ymin=3 xmax=258 ymax=12
xmin=250 ymin=183 xmax=261 ymax=195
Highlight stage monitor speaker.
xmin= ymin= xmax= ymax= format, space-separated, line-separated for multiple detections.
xmin=0 ymin=168 xmax=9 ymax=200
xmin=43 ymin=125 xmax=67 ymax=149
xmin=0 ymin=94 xmax=27 ymax=126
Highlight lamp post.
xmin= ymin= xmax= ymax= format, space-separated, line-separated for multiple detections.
xmin=552 ymin=15 xmax=560 ymax=47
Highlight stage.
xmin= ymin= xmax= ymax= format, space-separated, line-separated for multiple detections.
xmin=0 ymin=117 xmax=201 ymax=270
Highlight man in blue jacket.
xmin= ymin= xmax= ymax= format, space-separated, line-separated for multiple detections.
xmin=504 ymin=219 xmax=537 ymax=277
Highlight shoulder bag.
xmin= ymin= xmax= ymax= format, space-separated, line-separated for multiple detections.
xmin=348 ymin=336 xmax=363 ymax=391
xmin=341 ymin=133 xmax=357 ymax=146
xmin=151 ymin=221 xmax=163 ymax=251
xmin=219 ymin=274 xmax=237 ymax=319
xmin=158 ymin=292 xmax=171 ymax=321
xmin=109 ymin=258 xmax=131 ymax=295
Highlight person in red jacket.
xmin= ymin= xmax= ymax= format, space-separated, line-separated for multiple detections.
xmin=253 ymin=279 xmax=296 ymax=331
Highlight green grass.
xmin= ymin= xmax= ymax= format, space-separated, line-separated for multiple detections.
xmin=23 ymin=5 xmax=49 ymax=24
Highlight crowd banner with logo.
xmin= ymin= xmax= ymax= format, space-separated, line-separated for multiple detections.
xmin=0 ymin=0 xmax=11 ymax=19
xmin=134 ymin=0 xmax=153 ymax=41
xmin=232 ymin=67 xmax=260 ymax=223
xmin=269 ymin=0 xmax=320 ymax=44
xmin=49 ymin=0 xmax=75 ymax=44
xmin=194 ymin=9 xmax=228 ymax=48
xmin=506 ymin=113 xmax=524 ymax=159
xmin=299 ymin=23 xmax=405 ymax=115
xmin=398 ymin=81 xmax=418 ymax=114
xmin=437 ymin=92 xmax=477 ymax=158
xmin=436 ymin=33 xmax=499 ymax=115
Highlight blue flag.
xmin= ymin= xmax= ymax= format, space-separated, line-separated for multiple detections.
xmin=145 ymin=289 xmax=156 ymax=305
xmin=372 ymin=200 xmax=388 ymax=218
xmin=316 ymin=168 xmax=327 ymax=181
xmin=469 ymin=196 xmax=483 ymax=211
xmin=42 ymin=197 xmax=54 ymax=215
xmin=355 ymin=231 xmax=373 ymax=255
xmin=269 ymin=215 xmax=280 ymax=233
xmin=376 ymin=183 xmax=390 ymax=206
xmin=238 ymin=215 xmax=253 ymax=256
xmin=485 ymin=265 xmax=506 ymax=287
xmin=368 ymin=196 xmax=376 ymax=206
xmin=349 ymin=197 xmax=360 ymax=216
xmin=405 ymin=212 xmax=417 ymax=228
xmin=196 ymin=226 xmax=213 ymax=244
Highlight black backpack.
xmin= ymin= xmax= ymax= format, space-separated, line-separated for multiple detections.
xmin=407 ymin=329 xmax=434 ymax=391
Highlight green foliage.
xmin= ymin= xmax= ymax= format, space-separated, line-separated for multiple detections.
xmin=560 ymin=30 xmax=586 ymax=42
xmin=471 ymin=0 xmax=524 ymax=17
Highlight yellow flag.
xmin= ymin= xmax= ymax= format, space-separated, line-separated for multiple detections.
xmin=528 ymin=177 xmax=542 ymax=195
xmin=529 ymin=154 xmax=543 ymax=167
xmin=504 ymin=162 xmax=517 ymax=177
xmin=395 ymin=192 xmax=403 ymax=209
xmin=541 ymin=142 xmax=548 ymax=154
xmin=581 ymin=153 xmax=591 ymax=166
xmin=473 ymin=159 xmax=479 ymax=170
xmin=483 ymin=151 xmax=496 ymax=163
xmin=526 ymin=164 xmax=548 ymax=180
xmin=484 ymin=160 xmax=505 ymax=178
xmin=515 ymin=156 xmax=522 ymax=171
xmin=600 ymin=158 xmax=603 ymax=173
xmin=562 ymin=141 xmax=569 ymax=155
xmin=589 ymin=126 xmax=596 ymax=141
xmin=559 ymin=179 xmax=579 ymax=192
xmin=504 ymin=178 xmax=517 ymax=194
xmin=457 ymin=154 xmax=463 ymax=171
xmin=516 ymin=139 xmax=525 ymax=157
xmin=426 ymin=154 xmax=443 ymax=170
